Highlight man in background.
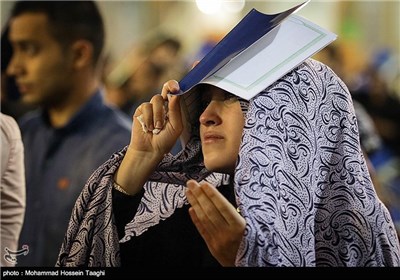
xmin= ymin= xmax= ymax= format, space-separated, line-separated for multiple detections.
xmin=6 ymin=1 xmax=131 ymax=266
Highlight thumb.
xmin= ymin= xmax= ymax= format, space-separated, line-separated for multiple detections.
xmin=161 ymin=80 xmax=182 ymax=132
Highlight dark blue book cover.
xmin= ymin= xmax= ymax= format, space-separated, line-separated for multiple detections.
xmin=178 ymin=1 xmax=309 ymax=94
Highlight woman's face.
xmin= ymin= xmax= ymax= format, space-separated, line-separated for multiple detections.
xmin=199 ymin=86 xmax=245 ymax=174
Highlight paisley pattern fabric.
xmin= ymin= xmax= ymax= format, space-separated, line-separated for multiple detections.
xmin=56 ymin=59 xmax=400 ymax=267
xmin=56 ymin=137 xmax=228 ymax=266
xmin=234 ymin=59 xmax=400 ymax=266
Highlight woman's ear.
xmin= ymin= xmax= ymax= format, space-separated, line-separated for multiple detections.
xmin=71 ymin=39 xmax=93 ymax=69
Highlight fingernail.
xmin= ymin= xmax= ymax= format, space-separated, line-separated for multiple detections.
xmin=136 ymin=115 xmax=148 ymax=133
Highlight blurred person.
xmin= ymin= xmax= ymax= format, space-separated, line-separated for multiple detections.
xmin=106 ymin=59 xmax=164 ymax=117
xmin=105 ymin=36 xmax=185 ymax=116
xmin=106 ymin=59 xmax=183 ymax=155
xmin=353 ymin=100 xmax=383 ymax=157
xmin=6 ymin=1 xmax=131 ymax=266
xmin=57 ymin=59 xmax=399 ymax=267
xmin=372 ymin=49 xmax=400 ymax=98
xmin=352 ymin=65 xmax=400 ymax=156
xmin=1 ymin=113 xmax=26 ymax=267
xmin=147 ymin=36 xmax=186 ymax=83
xmin=105 ymin=37 xmax=186 ymax=155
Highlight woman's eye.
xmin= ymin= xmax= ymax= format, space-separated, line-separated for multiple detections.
xmin=200 ymin=92 xmax=238 ymax=111
xmin=200 ymin=100 xmax=210 ymax=111
xmin=223 ymin=93 xmax=238 ymax=104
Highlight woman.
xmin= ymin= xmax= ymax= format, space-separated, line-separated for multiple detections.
xmin=57 ymin=59 xmax=400 ymax=267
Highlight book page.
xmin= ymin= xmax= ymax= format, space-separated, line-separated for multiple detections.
xmin=202 ymin=14 xmax=337 ymax=100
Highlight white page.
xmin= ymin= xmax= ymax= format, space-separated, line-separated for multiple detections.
xmin=202 ymin=14 xmax=337 ymax=100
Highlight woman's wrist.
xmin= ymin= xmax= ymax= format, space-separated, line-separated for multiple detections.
xmin=114 ymin=147 xmax=164 ymax=195
xmin=113 ymin=180 xmax=131 ymax=196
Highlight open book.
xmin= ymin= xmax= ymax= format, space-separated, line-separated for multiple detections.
xmin=177 ymin=0 xmax=336 ymax=101
xmin=175 ymin=1 xmax=337 ymax=143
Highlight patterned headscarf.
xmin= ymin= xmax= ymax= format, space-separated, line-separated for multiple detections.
xmin=56 ymin=59 xmax=400 ymax=267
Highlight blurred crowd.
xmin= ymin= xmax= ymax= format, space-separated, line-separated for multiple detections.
xmin=103 ymin=35 xmax=187 ymax=117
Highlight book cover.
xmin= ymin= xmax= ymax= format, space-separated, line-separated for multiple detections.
xmin=178 ymin=1 xmax=311 ymax=97
xmin=175 ymin=1 xmax=337 ymax=141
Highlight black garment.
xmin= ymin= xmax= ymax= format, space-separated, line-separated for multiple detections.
xmin=112 ymin=182 xmax=236 ymax=267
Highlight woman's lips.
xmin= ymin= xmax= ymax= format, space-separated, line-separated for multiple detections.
xmin=202 ymin=132 xmax=224 ymax=144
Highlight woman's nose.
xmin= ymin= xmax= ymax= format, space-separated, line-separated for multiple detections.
xmin=199 ymin=101 xmax=222 ymax=126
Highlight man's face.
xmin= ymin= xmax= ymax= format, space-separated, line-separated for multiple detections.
xmin=7 ymin=13 xmax=74 ymax=107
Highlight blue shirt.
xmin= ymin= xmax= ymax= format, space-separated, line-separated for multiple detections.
xmin=17 ymin=90 xmax=131 ymax=266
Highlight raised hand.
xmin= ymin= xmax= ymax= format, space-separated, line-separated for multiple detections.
xmin=186 ymin=180 xmax=246 ymax=266
xmin=130 ymin=80 xmax=183 ymax=156
xmin=114 ymin=80 xmax=183 ymax=195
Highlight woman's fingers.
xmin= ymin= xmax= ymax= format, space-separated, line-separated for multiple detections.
xmin=134 ymin=94 xmax=169 ymax=134
xmin=161 ymin=80 xmax=182 ymax=133
xmin=201 ymin=183 xmax=240 ymax=221
xmin=161 ymin=80 xmax=180 ymax=99
xmin=137 ymin=102 xmax=153 ymax=132
xmin=132 ymin=80 xmax=183 ymax=140
xmin=186 ymin=180 xmax=242 ymax=227
xmin=166 ymin=95 xmax=182 ymax=132
xmin=150 ymin=94 xmax=166 ymax=134
xmin=186 ymin=180 xmax=226 ymax=229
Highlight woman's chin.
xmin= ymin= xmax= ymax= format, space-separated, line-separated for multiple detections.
xmin=204 ymin=161 xmax=235 ymax=175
